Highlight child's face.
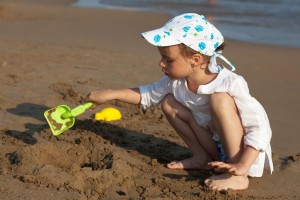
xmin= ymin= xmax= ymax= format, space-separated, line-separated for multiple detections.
xmin=158 ymin=45 xmax=193 ymax=80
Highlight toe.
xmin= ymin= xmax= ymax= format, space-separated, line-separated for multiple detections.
xmin=211 ymin=185 xmax=218 ymax=191
xmin=204 ymin=178 xmax=211 ymax=185
xmin=167 ymin=161 xmax=183 ymax=169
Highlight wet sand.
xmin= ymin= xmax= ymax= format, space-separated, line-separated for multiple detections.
xmin=0 ymin=0 xmax=299 ymax=199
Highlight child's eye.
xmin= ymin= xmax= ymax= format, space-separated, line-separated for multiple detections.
xmin=167 ymin=59 xmax=173 ymax=63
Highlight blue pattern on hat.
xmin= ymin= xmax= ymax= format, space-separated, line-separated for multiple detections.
xmin=195 ymin=25 xmax=204 ymax=32
xmin=198 ymin=42 xmax=206 ymax=50
xmin=183 ymin=26 xmax=191 ymax=32
xmin=210 ymin=33 xmax=214 ymax=40
xmin=214 ymin=42 xmax=219 ymax=48
xmin=154 ymin=34 xmax=161 ymax=43
xmin=164 ymin=31 xmax=170 ymax=36
xmin=184 ymin=15 xmax=193 ymax=19
xmin=202 ymin=16 xmax=209 ymax=23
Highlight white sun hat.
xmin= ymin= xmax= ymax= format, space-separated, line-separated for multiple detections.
xmin=142 ymin=13 xmax=235 ymax=73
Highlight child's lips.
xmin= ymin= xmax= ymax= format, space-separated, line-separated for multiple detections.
xmin=162 ymin=69 xmax=169 ymax=76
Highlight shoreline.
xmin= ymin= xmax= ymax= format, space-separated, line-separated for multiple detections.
xmin=72 ymin=0 xmax=300 ymax=49
xmin=0 ymin=1 xmax=299 ymax=199
xmin=3 ymin=0 xmax=300 ymax=50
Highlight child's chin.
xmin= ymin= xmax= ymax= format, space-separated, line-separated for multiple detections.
xmin=169 ymin=76 xmax=179 ymax=80
xmin=164 ymin=73 xmax=179 ymax=80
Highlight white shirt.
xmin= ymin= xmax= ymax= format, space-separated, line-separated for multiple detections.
xmin=139 ymin=68 xmax=273 ymax=177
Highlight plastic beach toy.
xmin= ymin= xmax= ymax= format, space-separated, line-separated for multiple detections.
xmin=44 ymin=102 xmax=93 ymax=136
xmin=95 ymin=107 xmax=122 ymax=121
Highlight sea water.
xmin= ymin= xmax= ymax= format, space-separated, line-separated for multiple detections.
xmin=73 ymin=0 xmax=300 ymax=48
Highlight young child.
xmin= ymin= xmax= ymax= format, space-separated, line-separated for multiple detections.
xmin=86 ymin=13 xmax=273 ymax=191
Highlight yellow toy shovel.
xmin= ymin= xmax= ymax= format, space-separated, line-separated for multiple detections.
xmin=44 ymin=102 xmax=93 ymax=136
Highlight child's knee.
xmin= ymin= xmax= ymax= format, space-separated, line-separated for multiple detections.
xmin=210 ymin=92 xmax=237 ymax=115
xmin=161 ymin=94 xmax=176 ymax=114
xmin=161 ymin=94 xmax=195 ymax=122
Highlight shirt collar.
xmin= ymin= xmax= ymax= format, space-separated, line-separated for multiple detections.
xmin=197 ymin=67 xmax=230 ymax=94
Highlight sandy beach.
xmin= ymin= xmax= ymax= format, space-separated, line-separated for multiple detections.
xmin=0 ymin=0 xmax=299 ymax=199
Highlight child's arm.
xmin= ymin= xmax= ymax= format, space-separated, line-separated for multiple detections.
xmin=209 ymin=145 xmax=260 ymax=176
xmin=87 ymin=88 xmax=141 ymax=109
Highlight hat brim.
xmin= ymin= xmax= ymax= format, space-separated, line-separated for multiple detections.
xmin=142 ymin=28 xmax=181 ymax=47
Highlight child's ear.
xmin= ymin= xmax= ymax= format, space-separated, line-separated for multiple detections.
xmin=191 ymin=54 xmax=201 ymax=65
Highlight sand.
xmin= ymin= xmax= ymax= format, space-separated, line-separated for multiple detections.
xmin=0 ymin=0 xmax=299 ymax=199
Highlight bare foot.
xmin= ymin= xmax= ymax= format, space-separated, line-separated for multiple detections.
xmin=204 ymin=172 xmax=249 ymax=191
xmin=167 ymin=156 xmax=212 ymax=170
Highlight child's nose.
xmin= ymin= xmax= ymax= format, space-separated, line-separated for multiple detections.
xmin=159 ymin=60 xmax=166 ymax=68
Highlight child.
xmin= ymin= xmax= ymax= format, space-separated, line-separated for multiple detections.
xmin=86 ymin=13 xmax=273 ymax=191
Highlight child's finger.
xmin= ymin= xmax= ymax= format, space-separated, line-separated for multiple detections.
xmin=228 ymin=167 xmax=238 ymax=175
xmin=90 ymin=103 xmax=98 ymax=110
xmin=215 ymin=163 xmax=231 ymax=170
xmin=208 ymin=161 xmax=225 ymax=166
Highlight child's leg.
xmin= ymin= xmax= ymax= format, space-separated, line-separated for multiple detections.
xmin=210 ymin=93 xmax=244 ymax=162
xmin=205 ymin=92 xmax=249 ymax=190
xmin=161 ymin=94 xmax=218 ymax=169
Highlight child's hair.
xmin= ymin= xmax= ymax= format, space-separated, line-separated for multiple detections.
xmin=179 ymin=43 xmax=226 ymax=64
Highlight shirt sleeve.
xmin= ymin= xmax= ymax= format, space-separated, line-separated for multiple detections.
xmin=138 ymin=76 xmax=173 ymax=109
xmin=228 ymin=76 xmax=272 ymax=152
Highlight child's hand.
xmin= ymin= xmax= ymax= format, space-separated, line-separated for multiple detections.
xmin=208 ymin=161 xmax=248 ymax=176
xmin=86 ymin=90 xmax=112 ymax=110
